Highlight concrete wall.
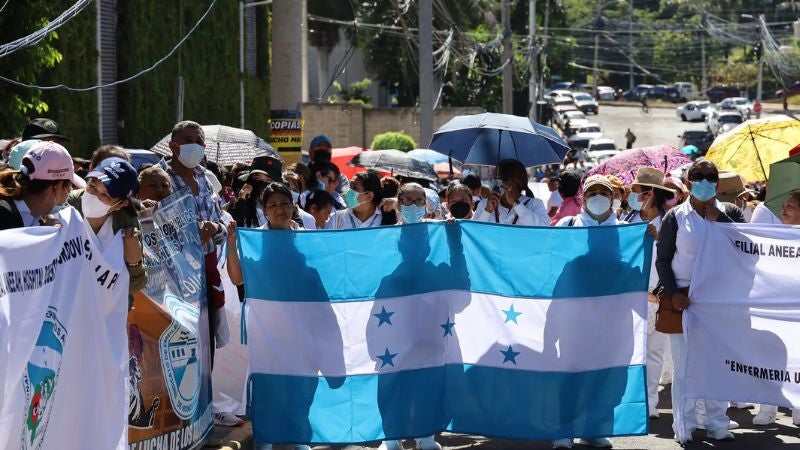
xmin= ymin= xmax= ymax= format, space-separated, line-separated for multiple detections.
xmin=301 ymin=103 xmax=485 ymax=150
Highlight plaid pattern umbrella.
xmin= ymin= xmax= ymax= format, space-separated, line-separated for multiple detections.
xmin=150 ymin=125 xmax=278 ymax=165
xmin=585 ymin=145 xmax=693 ymax=185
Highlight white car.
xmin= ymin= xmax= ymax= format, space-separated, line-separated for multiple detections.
xmin=718 ymin=97 xmax=754 ymax=116
xmin=588 ymin=138 xmax=617 ymax=152
xmin=596 ymin=86 xmax=616 ymax=101
xmin=707 ymin=111 xmax=744 ymax=135
xmin=585 ymin=149 xmax=620 ymax=170
xmin=557 ymin=111 xmax=588 ymax=132
xmin=572 ymin=93 xmax=599 ymax=115
xmin=550 ymin=89 xmax=574 ymax=99
xmin=676 ymin=101 xmax=711 ymax=122
xmin=574 ymin=123 xmax=603 ymax=140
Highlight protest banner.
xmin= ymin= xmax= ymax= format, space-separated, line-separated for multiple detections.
xmin=127 ymin=189 xmax=213 ymax=450
xmin=239 ymin=222 xmax=651 ymax=444
xmin=0 ymin=208 xmax=129 ymax=450
xmin=684 ymin=223 xmax=800 ymax=409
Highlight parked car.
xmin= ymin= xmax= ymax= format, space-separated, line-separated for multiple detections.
xmin=647 ymin=85 xmax=669 ymax=99
xmin=550 ymin=89 xmax=574 ymax=99
xmin=572 ymin=93 xmax=599 ymax=114
xmin=567 ymin=136 xmax=591 ymax=151
xmin=573 ymin=123 xmax=603 ymax=140
xmin=623 ymin=84 xmax=653 ymax=101
xmin=596 ymin=86 xmax=616 ymax=101
xmin=706 ymin=86 xmax=740 ymax=103
xmin=718 ymin=97 xmax=753 ymax=117
xmin=124 ymin=149 xmax=161 ymax=170
xmin=548 ymin=82 xmax=575 ymax=93
xmin=673 ymin=82 xmax=703 ymax=101
xmin=775 ymin=81 xmax=800 ymax=98
xmin=665 ymin=87 xmax=685 ymax=103
xmin=557 ymin=110 xmax=589 ymax=133
xmin=707 ymin=111 xmax=743 ymax=135
xmin=678 ymin=130 xmax=715 ymax=154
xmin=575 ymin=83 xmax=594 ymax=93
xmin=588 ymin=138 xmax=617 ymax=152
xmin=676 ymin=100 xmax=711 ymax=122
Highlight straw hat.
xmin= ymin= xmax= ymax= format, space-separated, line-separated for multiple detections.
xmin=630 ymin=167 xmax=675 ymax=193
xmin=716 ymin=172 xmax=752 ymax=203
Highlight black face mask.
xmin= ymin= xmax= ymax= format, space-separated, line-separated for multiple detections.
xmin=313 ymin=151 xmax=332 ymax=164
xmin=449 ymin=201 xmax=471 ymax=219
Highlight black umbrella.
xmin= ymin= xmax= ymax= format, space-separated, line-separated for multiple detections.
xmin=350 ymin=150 xmax=438 ymax=181
xmin=150 ymin=124 xmax=278 ymax=165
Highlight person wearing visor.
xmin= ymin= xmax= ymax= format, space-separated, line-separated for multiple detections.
xmin=0 ymin=141 xmax=85 ymax=230
xmin=655 ymin=159 xmax=743 ymax=444
xmin=473 ymin=159 xmax=549 ymax=226
xmin=68 ymin=157 xmax=146 ymax=295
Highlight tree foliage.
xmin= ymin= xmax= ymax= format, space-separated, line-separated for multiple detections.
xmin=371 ymin=131 xmax=416 ymax=152
xmin=328 ymin=78 xmax=372 ymax=106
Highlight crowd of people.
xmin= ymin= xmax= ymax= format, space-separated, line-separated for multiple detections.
xmin=1 ymin=117 xmax=799 ymax=450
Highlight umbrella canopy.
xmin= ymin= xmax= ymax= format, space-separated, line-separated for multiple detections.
xmin=332 ymin=146 xmax=366 ymax=179
xmin=586 ymin=145 xmax=693 ymax=185
xmin=350 ymin=149 xmax=438 ymax=181
xmin=407 ymin=148 xmax=453 ymax=165
xmin=429 ymin=113 xmax=569 ymax=167
xmin=706 ymin=115 xmax=800 ymax=182
xmin=765 ymin=153 xmax=800 ymax=217
xmin=681 ymin=145 xmax=699 ymax=156
xmin=150 ymin=124 xmax=277 ymax=165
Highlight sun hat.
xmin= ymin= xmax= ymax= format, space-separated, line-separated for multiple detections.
xmin=21 ymin=141 xmax=85 ymax=188
xmin=716 ymin=172 xmax=752 ymax=203
xmin=630 ymin=167 xmax=676 ymax=193
xmin=583 ymin=174 xmax=613 ymax=193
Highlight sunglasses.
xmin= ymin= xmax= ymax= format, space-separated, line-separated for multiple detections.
xmin=689 ymin=172 xmax=719 ymax=183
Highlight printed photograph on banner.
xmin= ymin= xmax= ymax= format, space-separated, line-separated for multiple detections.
xmin=127 ymin=189 xmax=213 ymax=450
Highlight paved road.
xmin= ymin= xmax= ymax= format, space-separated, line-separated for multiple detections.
xmin=589 ymin=105 xmax=778 ymax=151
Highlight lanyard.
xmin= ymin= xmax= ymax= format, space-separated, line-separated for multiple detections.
xmin=349 ymin=211 xmax=378 ymax=229
xmin=494 ymin=198 xmax=530 ymax=224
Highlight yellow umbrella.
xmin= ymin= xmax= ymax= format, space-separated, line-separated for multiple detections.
xmin=705 ymin=115 xmax=800 ymax=182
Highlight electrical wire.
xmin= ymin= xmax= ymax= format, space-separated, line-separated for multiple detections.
xmin=317 ymin=0 xmax=358 ymax=101
xmin=0 ymin=0 xmax=216 ymax=91
xmin=0 ymin=0 xmax=93 ymax=58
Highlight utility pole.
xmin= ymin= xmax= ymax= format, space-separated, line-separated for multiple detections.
xmin=529 ymin=0 xmax=538 ymax=122
xmin=700 ymin=11 xmax=708 ymax=93
xmin=540 ymin=0 xmax=550 ymax=99
xmin=593 ymin=33 xmax=600 ymax=95
xmin=502 ymin=0 xmax=513 ymax=114
xmin=628 ymin=0 xmax=634 ymax=91
xmin=419 ymin=0 xmax=434 ymax=146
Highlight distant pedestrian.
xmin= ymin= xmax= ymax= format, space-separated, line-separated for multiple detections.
xmin=625 ymin=128 xmax=636 ymax=149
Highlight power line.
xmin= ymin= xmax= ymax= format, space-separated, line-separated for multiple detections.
xmin=0 ymin=0 xmax=216 ymax=91
xmin=0 ymin=0 xmax=93 ymax=59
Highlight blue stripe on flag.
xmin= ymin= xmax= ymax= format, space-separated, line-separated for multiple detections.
xmin=238 ymin=222 xmax=651 ymax=302
xmin=247 ymin=364 xmax=647 ymax=444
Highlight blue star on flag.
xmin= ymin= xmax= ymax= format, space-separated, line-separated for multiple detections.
xmin=378 ymin=348 xmax=398 ymax=368
xmin=440 ymin=318 xmax=455 ymax=337
xmin=503 ymin=304 xmax=522 ymax=324
xmin=373 ymin=306 xmax=395 ymax=326
xmin=500 ymin=345 xmax=521 ymax=365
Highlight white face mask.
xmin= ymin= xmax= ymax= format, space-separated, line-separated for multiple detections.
xmin=177 ymin=143 xmax=205 ymax=168
xmin=81 ymin=192 xmax=116 ymax=218
xmin=586 ymin=195 xmax=612 ymax=218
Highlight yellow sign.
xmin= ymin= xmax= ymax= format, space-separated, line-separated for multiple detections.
xmin=268 ymin=118 xmax=304 ymax=151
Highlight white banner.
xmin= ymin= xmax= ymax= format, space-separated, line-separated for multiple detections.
xmin=685 ymin=223 xmax=800 ymax=408
xmin=0 ymin=208 xmax=129 ymax=450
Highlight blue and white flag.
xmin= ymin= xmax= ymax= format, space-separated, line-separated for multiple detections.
xmin=239 ymin=222 xmax=650 ymax=444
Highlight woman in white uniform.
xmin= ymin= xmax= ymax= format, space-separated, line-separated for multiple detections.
xmin=473 ymin=159 xmax=549 ymax=226
xmin=327 ymin=170 xmax=397 ymax=230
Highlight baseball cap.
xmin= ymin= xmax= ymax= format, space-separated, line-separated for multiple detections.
xmin=250 ymin=155 xmax=283 ymax=182
xmin=309 ymin=135 xmax=332 ymax=149
xmin=583 ymin=174 xmax=613 ymax=194
xmin=7 ymin=139 xmax=41 ymax=170
xmin=22 ymin=118 xmax=68 ymax=141
xmin=21 ymin=141 xmax=86 ymax=188
xmin=87 ymin=157 xmax=138 ymax=199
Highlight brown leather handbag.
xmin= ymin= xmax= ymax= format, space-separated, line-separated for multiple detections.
xmin=655 ymin=287 xmax=688 ymax=334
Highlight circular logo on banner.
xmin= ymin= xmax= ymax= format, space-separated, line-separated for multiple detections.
xmin=159 ymin=294 xmax=201 ymax=420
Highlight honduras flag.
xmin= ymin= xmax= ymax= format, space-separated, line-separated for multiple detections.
xmin=239 ymin=222 xmax=650 ymax=444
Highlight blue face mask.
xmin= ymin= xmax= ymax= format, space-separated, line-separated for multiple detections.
xmin=317 ymin=180 xmax=326 ymax=191
xmin=400 ymin=204 xmax=426 ymax=224
xmin=691 ymin=179 xmax=717 ymax=202
xmin=49 ymin=202 xmax=68 ymax=215
xmin=344 ymin=189 xmax=362 ymax=209
xmin=627 ymin=192 xmax=643 ymax=211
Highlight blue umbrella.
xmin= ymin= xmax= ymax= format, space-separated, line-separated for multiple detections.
xmin=407 ymin=148 xmax=452 ymax=165
xmin=681 ymin=144 xmax=699 ymax=156
xmin=429 ymin=113 xmax=570 ymax=167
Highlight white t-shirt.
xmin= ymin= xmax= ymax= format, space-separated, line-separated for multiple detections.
xmin=13 ymin=199 xmax=40 ymax=227
xmin=326 ymin=208 xmax=383 ymax=230
xmin=473 ymin=195 xmax=550 ymax=226
xmin=750 ymin=202 xmax=781 ymax=224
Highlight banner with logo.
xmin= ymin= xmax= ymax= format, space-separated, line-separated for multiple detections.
xmin=0 ymin=208 xmax=129 ymax=450
xmin=685 ymin=223 xmax=800 ymax=408
xmin=127 ymin=189 xmax=213 ymax=450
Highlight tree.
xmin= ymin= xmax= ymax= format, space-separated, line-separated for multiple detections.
xmin=307 ymin=0 xmax=355 ymax=97
xmin=328 ymin=78 xmax=372 ymax=106
xmin=0 ymin=2 xmax=65 ymax=138
xmin=371 ymin=131 xmax=416 ymax=152
xmin=709 ymin=62 xmax=759 ymax=88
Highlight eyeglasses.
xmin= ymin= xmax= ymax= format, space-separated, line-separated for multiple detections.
xmin=399 ymin=198 xmax=427 ymax=207
xmin=688 ymin=172 xmax=719 ymax=183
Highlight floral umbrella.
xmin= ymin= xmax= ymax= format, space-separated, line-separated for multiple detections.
xmin=585 ymin=145 xmax=693 ymax=185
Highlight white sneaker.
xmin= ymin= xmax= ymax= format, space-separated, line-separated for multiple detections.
xmin=728 ymin=420 xmax=739 ymax=430
xmin=415 ymin=436 xmax=441 ymax=450
xmin=578 ymin=437 xmax=613 ymax=448
xmin=708 ymin=428 xmax=735 ymax=441
xmin=378 ymin=440 xmax=403 ymax=450
xmin=213 ymin=411 xmax=245 ymax=427
xmin=730 ymin=402 xmax=754 ymax=409
xmin=649 ymin=409 xmax=660 ymax=419
xmin=552 ymin=438 xmax=573 ymax=449
xmin=753 ymin=412 xmax=776 ymax=426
